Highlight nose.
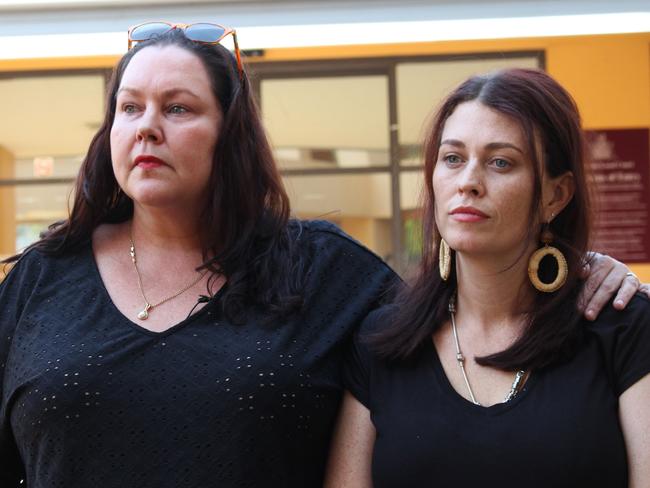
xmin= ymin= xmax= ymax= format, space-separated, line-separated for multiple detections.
xmin=135 ymin=109 xmax=163 ymax=143
xmin=457 ymin=158 xmax=484 ymax=197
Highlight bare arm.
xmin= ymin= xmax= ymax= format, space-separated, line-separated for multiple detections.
xmin=324 ymin=391 xmax=375 ymax=488
xmin=580 ymin=253 xmax=649 ymax=320
xmin=619 ymin=373 xmax=650 ymax=488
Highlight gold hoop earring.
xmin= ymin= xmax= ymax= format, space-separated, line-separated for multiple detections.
xmin=439 ymin=238 xmax=452 ymax=281
xmin=528 ymin=227 xmax=568 ymax=293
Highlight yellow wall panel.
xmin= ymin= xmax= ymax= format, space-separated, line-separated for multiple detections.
xmin=546 ymin=36 xmax=650 ymax=129
xmin=0 ymin=55 xmax=117 ymax=72
xmin=0 ymin=146 xmax=16 ymax=256
xmin=630 ymin=264 xmax=650 ymax=282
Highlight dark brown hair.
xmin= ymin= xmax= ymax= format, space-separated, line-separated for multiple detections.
xmin=371 ymin=68 xmax=591 ymax=370
xmin=4 ymin=29 xmax=303 ymax=320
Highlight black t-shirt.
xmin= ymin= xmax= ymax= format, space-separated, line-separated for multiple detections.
xmin=345 ymin=296 xmax=650 ymax=488
xmin=0 ymin=220 xmax=398 ymax=488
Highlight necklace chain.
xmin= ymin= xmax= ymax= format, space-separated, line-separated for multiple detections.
xmin=448 ymin=295 xmax=527 ymax=406
xmin=129 ymin=234 xmax=208 ymax=320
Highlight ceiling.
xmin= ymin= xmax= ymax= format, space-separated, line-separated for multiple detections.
xmin=0 ymin=0 xmax=645 ymax=60
xmin=1 ymin=0 xmax=648 ymax=36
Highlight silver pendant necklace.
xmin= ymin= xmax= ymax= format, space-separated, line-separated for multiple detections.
xmin=448 ymin=295 xmax=527 ymax=406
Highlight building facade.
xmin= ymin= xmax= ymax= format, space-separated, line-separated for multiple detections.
xmin=1 ymin=0 xmax=649 ymax=278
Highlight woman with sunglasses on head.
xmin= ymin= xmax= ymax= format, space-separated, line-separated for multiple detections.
xmin=0 ymin=25 xmax=646 ymax=488
xmin=0 ymin=24 xmax=396 ymax=487
xmin=325 ymin=68 xmax=650 ymax=488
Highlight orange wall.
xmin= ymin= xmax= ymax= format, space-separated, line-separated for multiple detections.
xmin=1 ymin=32 xmax=649 ymax=279
xmin=546 ymin=35 xmax=650 ymax=129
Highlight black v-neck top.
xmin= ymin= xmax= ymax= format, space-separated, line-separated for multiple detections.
xmin=0 ymin=220 xmax=398 ymax=488
xmin=344 ymin=297 xmax=650 ymax=487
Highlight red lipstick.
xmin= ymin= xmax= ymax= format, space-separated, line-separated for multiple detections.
xmin=134 ymin=155 xmax=165 ymax=170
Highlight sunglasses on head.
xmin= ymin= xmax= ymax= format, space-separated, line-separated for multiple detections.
xmin=127 ymin=21 xmax=243 ymax=78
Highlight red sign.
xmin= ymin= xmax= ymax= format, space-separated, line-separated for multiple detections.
xmin=585 ymin=128 xmax=650 ymax=263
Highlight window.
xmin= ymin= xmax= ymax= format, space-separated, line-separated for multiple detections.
xmin=0 ymin=52 xmax=543 ymax=273
xmin=0 ymin=72 xmax=106 ymax=258
xmin=252 ymin=52 xmax=543 ymax=272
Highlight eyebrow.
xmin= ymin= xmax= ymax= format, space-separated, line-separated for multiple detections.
xmin=116 ymin=86 xmax=201 ymax=100
xmin=440 ymin=139 xmax=524 ymax=154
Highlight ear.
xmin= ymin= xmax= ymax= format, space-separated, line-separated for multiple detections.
xmin=541 ymin=171 xmax=574 ymax=222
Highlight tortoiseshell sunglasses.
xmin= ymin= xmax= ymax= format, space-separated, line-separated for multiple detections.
xmin=127 ymin=21 xmax=243 ymax=78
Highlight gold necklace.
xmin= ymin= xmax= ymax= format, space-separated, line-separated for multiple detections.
xmin=129 ymin=234 xmax=208 ymax=320
xmin=448 ymin=295 xmax=527 ymax=406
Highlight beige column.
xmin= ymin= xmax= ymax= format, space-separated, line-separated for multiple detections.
xmin=339 ymin=216 xmax=392 ymax=262
xmin=0 ymin=145 xmax=16 ymax=258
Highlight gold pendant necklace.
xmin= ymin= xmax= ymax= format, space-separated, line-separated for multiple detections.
xmin=129 ymin=234 xmax=208 ymax=320
xmin=448 ymin=295 xmax=528 ymax=406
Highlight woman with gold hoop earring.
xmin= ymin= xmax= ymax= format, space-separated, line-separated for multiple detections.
xmin=0 ymin=27 xmax=646 ymax=488
xmin=0 ymin=27 xmax=644 ymax=488
xmin=326 ymin=68 xmax=650 ymax=488
xmin=527 ymin=216 xmax=568 ymax=293
xmin=0 ymin=25 xmax=401 ymax=487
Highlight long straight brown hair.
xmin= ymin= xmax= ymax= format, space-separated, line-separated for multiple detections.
xmin=4 ymin=29 xmax=303 ymax=320
xmin=370 ymin=68 xmax=592 ymax=370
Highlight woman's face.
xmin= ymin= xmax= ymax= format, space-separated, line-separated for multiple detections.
xmin=110 ymin=45 xmax=222 ymax=213
xmin=432 ymin=100 xmax=539 ymax=260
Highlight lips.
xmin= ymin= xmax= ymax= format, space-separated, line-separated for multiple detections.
xmin=450 ymin=206 xmax=489 ymax=222
xmin=134 ymin=155 xmax=166 ymax=169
